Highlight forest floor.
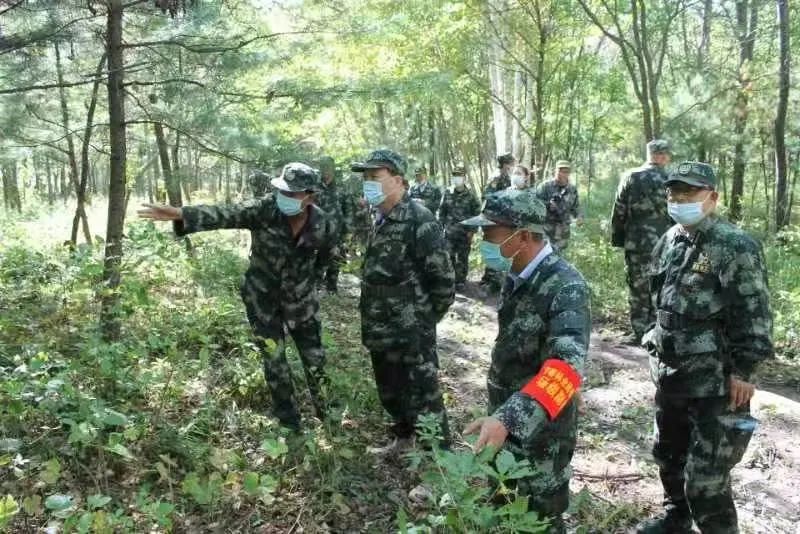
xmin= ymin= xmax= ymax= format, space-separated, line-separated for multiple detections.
xmin=2 ymin=205 xmax=799 ymax=533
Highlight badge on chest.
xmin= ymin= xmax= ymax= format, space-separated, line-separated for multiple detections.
xmin=691 ymin=252 xmax=712 ymax=274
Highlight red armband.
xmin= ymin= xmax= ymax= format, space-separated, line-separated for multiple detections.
xmin=520 ymin=358 xmax=581 ymax=419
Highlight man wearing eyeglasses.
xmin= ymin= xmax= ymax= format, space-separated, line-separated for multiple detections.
xmin=638 ymin=162 xmax=773 ymax=534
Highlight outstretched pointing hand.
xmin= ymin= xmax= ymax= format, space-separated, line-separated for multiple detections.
xmin=138 ymin=203 xmax=183 ymax=221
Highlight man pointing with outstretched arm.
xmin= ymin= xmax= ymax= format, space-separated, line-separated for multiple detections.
xmin=138 ymin=162 xmax=335 ymax=432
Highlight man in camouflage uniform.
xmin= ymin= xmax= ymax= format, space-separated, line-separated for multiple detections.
xmin=314 ymin=156 xmax=351 ymax=293
xmin=535 ymin=160 xmax=581 ymax=252
xmin=638 ymin=162 xmax=773 ymax=534
xmin=352 ymin=149 xmax=455 ymax=452
xmin=611 ymin=139 xmax=673 ymax=343
xmin=409 ymin=165 xmax=442 ymax=215
xmin=461 ymin=189 xmax=590 ymax=533
xmin=138 ymin=163 xmax=335 ymax=431
xmin=438 ymin=165 xmax=481 ymax=289
xmin=480 ymin=154 xmax=515 ymax=293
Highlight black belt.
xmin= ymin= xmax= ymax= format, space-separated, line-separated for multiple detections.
xmin=657 ymin=309 xmax=719 ymax=330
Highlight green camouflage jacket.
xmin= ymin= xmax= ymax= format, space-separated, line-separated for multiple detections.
xmin=409 ymin=181 xmax=443 ymax=215
xmin=483 ymin=173 xmax=511 ymax=200
xmin=644 ymin=215 xmax=774 ymax=397
xmin=175 ymin=196 xmax=334 ymax=333
xmin=315 ymin=178 xmax=351 ymax=239
xmin=610 ymin=163 xmax=672 ymax=252
xmin=490 ymin=253 xmax=591 ymax=446
xmin=439 ymin=186 xmax=481 ymax=239
xmin=360 ymin=194 xmax=455 ymax=352
xmin=535 ymin=179 xmax=580 ymax=225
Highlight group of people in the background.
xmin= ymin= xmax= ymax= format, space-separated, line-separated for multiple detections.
xmin=137 ymin=140 xmax=773 ymax=534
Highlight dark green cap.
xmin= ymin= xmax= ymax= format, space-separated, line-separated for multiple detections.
xmin=414 ymin=165 xmax=427 ymax=175
xmin=666 ymin=161 xmax=716 ymax=189
xmin=270 ymin=162 xmax=321 ymax=192
xmin=351 ymin=148 xmax=406 ymax=176
xmin=460 ymin=189 xmax=546 ymax=233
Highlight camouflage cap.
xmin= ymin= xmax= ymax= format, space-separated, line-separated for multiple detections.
xmin=647 ymin=139 xmax=671 ymax=154
xmin=460 ymin=189 xmax=546 ymax=233
xmin=666 ymin=161 xmax=717 ymax=189
xmin=555 ymin=160 xmax=571 ymax=169
xmin=497 ymin=153 xmax=515 ymax=167
xmin=270 ymin=162 xmax=321 ymax=192
xmin=452 ymin=164 xmax=467 ymax=176
xmin=351 ymin=148 xmax=406 ymax=176
xmin=414 ymin=165 xmax=427 ymax=175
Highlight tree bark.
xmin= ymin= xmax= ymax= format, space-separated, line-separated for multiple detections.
xmin=154 ymin=123 xmax=182 ymax=207
xmin=100 ymin=0 xmax=127 ymax=341
xmin=730 ymin=0 xmax=758 ymax=221
xmin=71 ymin=53 xmax=106 ymax=246
xmin=774 ymin=0 xmax=790 ymax=229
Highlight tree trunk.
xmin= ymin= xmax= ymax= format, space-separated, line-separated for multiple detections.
xmin=510 ymin=69 xmax=523 ymax=160
xmin=2 ymin=164 xmax=22 ymax=212
xmin=730 ymin=0 xmax=758 ymax=222
xmin=774 ymin=0 xmax=790 ymax=230
xmin=487 ymin=5 xmax=508 ymax=157
xmin=46 ymin=158 xmax=54 ymax=205
xmin=427 ymin=107 xmax=436 ymax=175
xmin=154 ymin=123 xmax=182 ymax=207
xmin=54 ymin=41 xmax=81 ymax=196
xmin=375 ymin=101 xmax=388 ymax=145
xmin=100 ymin=0 xmax=127 ymax=341
xmin=71 ymin=53 xmax=105 ymax=246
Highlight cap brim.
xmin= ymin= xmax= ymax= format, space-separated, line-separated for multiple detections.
xmin=351 ymin=161 xmax=396 ymax=173
xmin=460 ymin=214 xmax=498 ymax=227
xmin=270 ymin=177 xmax=309 ymax=192
xmin=665 ymin=176 xmax=709 ymax=188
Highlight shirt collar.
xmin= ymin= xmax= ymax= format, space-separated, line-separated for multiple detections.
xmin=674 ymin=214 xmax=718 ymax=244
xmin=508 ymin=242 xmax=553 ymax=292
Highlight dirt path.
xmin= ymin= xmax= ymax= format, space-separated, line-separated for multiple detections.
xmin=434 ymin=282 xmax=800 ymax=534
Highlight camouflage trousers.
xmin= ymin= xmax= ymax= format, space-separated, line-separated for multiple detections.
xmin=544 ymin=223 xmax=571 ymax=252
xmin=368 ymin=328 xmax=450 ymax=441
xmin=446 ymin=232 xmax=472 ymax=285
xmin=494 ymin=401 xmax=578 ymax=534
xmin=652 ymin=392 xmax=755 ymax=533
xmin=625 ymin=250 xmax=655 ymax=340
xmin=249 ymin=313 xmax=328 ymax=428
xmin=315 ymin=240 xmax=345 ymax=291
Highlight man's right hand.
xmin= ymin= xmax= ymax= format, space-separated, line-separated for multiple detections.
xmin=137 ymin=203 xmax=183 ymax=221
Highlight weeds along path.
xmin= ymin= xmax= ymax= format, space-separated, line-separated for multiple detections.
xmin=388 ymin=278 xmax=800 ymax=534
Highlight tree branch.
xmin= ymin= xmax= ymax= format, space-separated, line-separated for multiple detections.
xmin=120 ymin=31 xmax=322 ymax=52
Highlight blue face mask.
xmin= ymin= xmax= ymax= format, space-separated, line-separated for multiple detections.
xmin=668 ymin=193 xmax=711 ymax=226
xmin=479 ymin=231 xmax=520 ymax=271
xmin=363 ymin=180 xmax=386 ymax=206
xmin=276 ymin=191 xmax=306 ymax=216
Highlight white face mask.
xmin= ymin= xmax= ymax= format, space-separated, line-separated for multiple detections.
xmin=511 ymin=174 xmax=527 ymax=188
xmin=668 ymin=193 xmax=711 ymax=226
xmin=452 ymin=176 xmax=465 ymax=188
